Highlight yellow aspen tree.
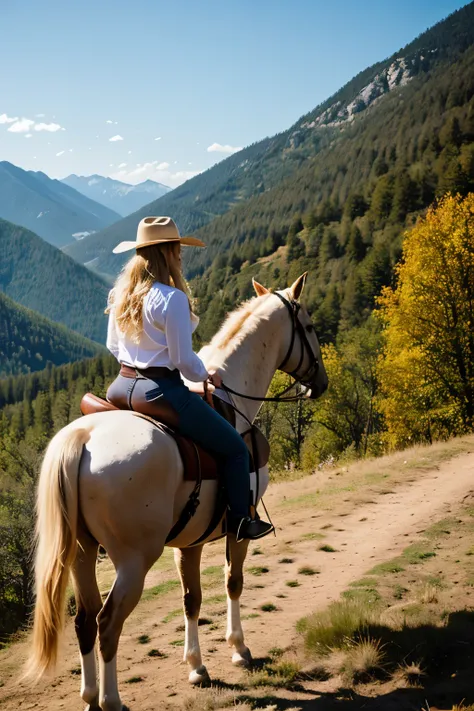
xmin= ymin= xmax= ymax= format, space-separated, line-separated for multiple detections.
xmin=377 ymin=194 xmax=474 ymax=448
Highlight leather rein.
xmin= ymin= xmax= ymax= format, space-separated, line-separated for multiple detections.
xmin=220 ymin=292 xmax=320 ymax=404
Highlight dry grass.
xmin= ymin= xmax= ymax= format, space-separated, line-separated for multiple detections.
xmin=247 ymin=659 xmax=302 ymax=689
xmin=180 ymin=689 xmax=253 ymax=711
xmin=298 ymin=566 xmax=318 ymax=576
xmin=340 ymin=637 xmax=386 ymax=683
xmin=393 ymin=661 xmax=426 ymax=687
xmin=297 ymin=599 xmax=379 ymax=655
xmin=419 ymin=583 xmax=439 ymax=604
xmin=248 ymin=566 xmax=270 ymax=576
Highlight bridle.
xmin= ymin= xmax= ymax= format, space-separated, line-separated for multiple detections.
xmin=221 ymin=291 xmax=320 ymax=404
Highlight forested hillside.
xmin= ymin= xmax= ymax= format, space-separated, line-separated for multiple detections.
xmin=192 ymin=44 xmax=474 ymax=344
xmin=63 ymin=2 xmax=474 ymax=278
xmin=0 ymin=292 xmax=104 ymax=377
xmin=0 ymin=219 xmax=109 ymax=343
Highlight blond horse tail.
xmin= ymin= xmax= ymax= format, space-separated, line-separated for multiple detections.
xmin=27 ymin=425 xmax=90 ymax=680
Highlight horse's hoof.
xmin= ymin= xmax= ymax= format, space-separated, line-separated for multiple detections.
xmin=85 ymin=705 xmax=101 ymax=711
xmin=189 ymin=665 xmax=211 ymax=686
xmin=232 ymin=648 xmax=252 ymax=667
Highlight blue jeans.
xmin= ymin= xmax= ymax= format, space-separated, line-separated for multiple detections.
xmin=107 ymin=373 xmax=251 ymax=518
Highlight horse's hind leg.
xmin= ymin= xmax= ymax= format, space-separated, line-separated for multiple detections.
xmin=174 ymin=546 xmax=210 ymax=686
xmin=71 ymin=531 xmax=102 ymax=711
xmin=97 ymin=556 xmax=148 ymax=711
xmin=225 ymin=537 xmax=252 ymax=666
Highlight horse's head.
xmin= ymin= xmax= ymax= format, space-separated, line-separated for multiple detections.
xmin=252 ymin=273 xmax=328 ymax=400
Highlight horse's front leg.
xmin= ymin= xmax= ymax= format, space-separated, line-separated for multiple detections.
xmin=174 ymin=546 xmax=210 ymax=686
xmin=225 ymin=536 xmax=252 ymax=666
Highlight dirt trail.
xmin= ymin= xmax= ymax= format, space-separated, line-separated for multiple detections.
xmin=1 ymin=447 xmax=473 ymax=710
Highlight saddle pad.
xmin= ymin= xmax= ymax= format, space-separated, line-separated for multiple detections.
xmin=80 ymin=393 xmax=220 ymax=482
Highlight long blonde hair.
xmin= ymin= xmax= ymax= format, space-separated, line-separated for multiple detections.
xmin=106 ymin=242 xmax=192 ymax=342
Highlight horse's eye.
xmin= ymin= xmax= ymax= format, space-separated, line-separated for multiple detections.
xmin=306 ymin=324 xmax=314 ymax=333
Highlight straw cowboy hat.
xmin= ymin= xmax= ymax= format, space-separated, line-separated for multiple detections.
xmin=112 ymin=216 xmax=206 ymax=254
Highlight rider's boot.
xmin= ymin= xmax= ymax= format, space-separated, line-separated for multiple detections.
xmin=227 ymin=511 xmax=274 ymax=543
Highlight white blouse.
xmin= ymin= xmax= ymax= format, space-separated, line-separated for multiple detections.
xmin=106 ymin=282 xmax=209 ymax=382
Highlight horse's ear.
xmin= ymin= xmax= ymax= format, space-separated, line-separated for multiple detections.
xmin=289 ymin=272 xmax=308 ymax=301
xmin=252 ymin=278 xmax=269 ymax=297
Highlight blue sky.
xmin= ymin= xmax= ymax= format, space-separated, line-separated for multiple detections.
xmin=0 ymin=0 xmax=468 ymax=187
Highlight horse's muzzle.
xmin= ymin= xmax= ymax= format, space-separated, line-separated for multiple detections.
xmin=306 ymin=379 xmax=328 ymax=400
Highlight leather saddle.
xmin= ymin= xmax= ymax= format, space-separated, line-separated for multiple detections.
xmin=80 ymin=391 xmax=270 ymax=546
xmin=80 ymin=392 xmax=270 ymax=483
xmin=80 ymin=392 xmax=220 ymax=481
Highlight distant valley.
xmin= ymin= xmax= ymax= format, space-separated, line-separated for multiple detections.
xmin=0 ymin=161 xmax=121 ymax=248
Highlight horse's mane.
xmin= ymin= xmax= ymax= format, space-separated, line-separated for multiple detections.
xmin=200 ymin=292 xmax=274 ymax=369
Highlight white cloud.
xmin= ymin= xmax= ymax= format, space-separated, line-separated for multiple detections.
xmin=56 ymin=151 xmax=65 ymax=156
xmin=25 ymin=134 xmax=32 ymax=138
xmin=118 ymin=162 xmax=127 ymax=168
xmin=128 ymin=150 xmax=132 ymax=154
xmin=207 ymin=142 xmax=242 ymax=154
xmin=34 ymin=122 xmax=62 ymax=132
xmin=3 ymin=115 xmax=65 ymax=133
xmin=109 ymin=134 xmax=123 ymax=142
xmin=8 ymin=118 xmax=35 ymax=133
xmin=69 ymin=149 xmax=73 ymax=152
xmin=157 ymin=161 xmax=170 ymax=170
xmin=106 ymin=119 xmax=113 ymax=124
xmin=36 ymin=113 xmax=45 ymax=118
xmin=0 ymin=113 xmax=18 ymax=124
xmin=154 ymin=136 xmax=162 ymax=141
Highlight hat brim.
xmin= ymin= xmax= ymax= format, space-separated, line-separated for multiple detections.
xmin=112 ymin=236 xmax=206 ymax=254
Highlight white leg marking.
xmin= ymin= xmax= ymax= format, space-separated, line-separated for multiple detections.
xmin=98 ymin=654 xmax=122 ymax=711
xmin=184 ymin=617 xmax=209 ymax=685
xmin=80 ymin=649 xmax=98 ymax=705
xmin=184 ymin=617 xmax=202 ymax=669
xmin=226 ymin=597 xmax=251 ymax=665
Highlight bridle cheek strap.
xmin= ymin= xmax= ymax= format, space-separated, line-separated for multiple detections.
xmin=274 ymin=292 xmax=319 ymax=385
xmin=220 ymin=292 xmax=320 ymax=403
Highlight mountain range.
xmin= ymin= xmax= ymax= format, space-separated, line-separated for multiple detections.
xmin=0 ymin=290 xmax=104 ymax=377
xmin=2 ymin=1 xmax=474 ymax=379
xmin=62 ymin=1 xmax=474 ymax=279
xmin=61 ymin=174 xmax=171 ymax=217
xmin=0 ymin=161 xmax=121 ymax=249
xmin=0 ymin=218 xmax=109 ymax=343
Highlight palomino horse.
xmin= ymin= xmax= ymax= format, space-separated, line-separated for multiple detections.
xmin=28 ymin=274 xmax=328 ymax=710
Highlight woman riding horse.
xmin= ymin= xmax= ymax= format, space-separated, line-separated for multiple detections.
xmin=105 ymin=215 xmax=274 ymax=542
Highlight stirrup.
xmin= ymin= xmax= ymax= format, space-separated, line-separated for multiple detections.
xmin=230 ymin=516 xmax=275 ymax=543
